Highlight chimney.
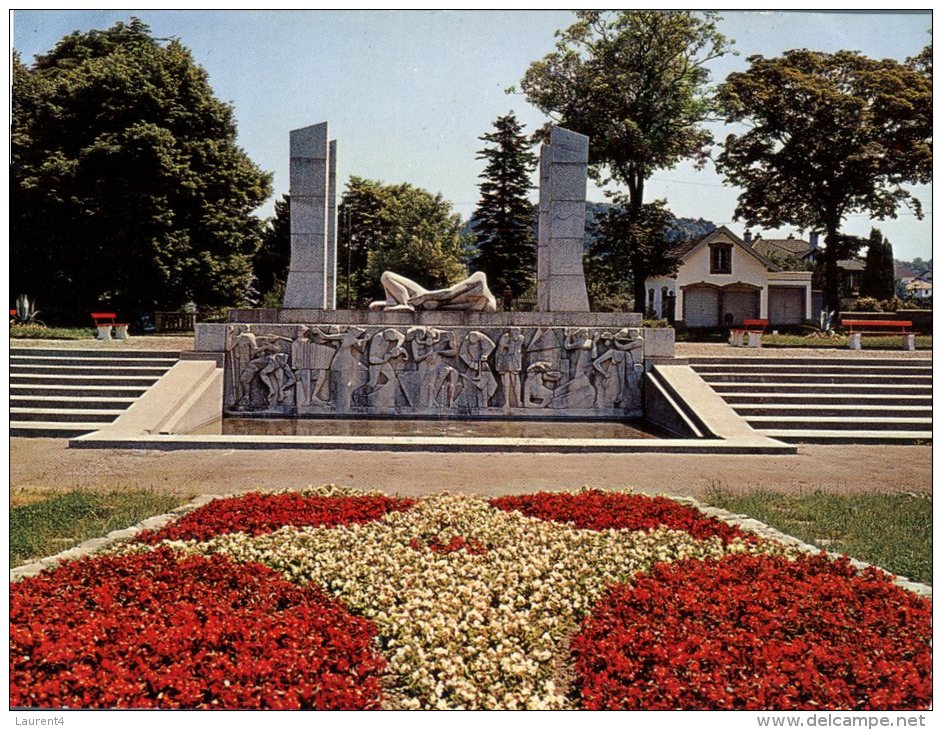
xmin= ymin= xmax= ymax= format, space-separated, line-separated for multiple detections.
xmin=743 ymin=229 xmax=752 ymax=244
xmin=809 ymin=232 xmax=819 ymax=250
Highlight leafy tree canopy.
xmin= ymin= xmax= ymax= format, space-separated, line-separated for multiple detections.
xmin=586 ymin=198 xmax=680 ymax=311
xmin=517 ymin=10 xmax=733 ymax=211
xmin=12 ymin=18 xmax=272 ymax=321
xmin=252 ymin=194 xmax=291 ymax=304
xmin=716 ymin=48 xmax=931 ymax=308
xmin=339 ymin=177 xmax=468 ymax=305
xmin=471 ymin=113 xmax=537 ymax=299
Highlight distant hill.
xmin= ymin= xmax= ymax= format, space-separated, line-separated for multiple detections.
xmin=463 ymin=202 xmax=717 ymax=254
xmin=585 ymin=202 xmax=716 ymax=249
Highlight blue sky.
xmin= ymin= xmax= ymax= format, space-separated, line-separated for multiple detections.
xmin=12 ymin=10 xmax=934 ymax=260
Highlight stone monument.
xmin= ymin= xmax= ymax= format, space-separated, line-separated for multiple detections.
xmin=194 ymin=122 xmax=670 ymax=425
xmin=537 ymin=126 xmax=590 ymax=312
xmin=283 ymin=122 xmax=338 ymax=309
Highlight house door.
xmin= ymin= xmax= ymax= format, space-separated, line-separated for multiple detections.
xmin=769 ymin=287 xmax=804 ymax=324
xmin=721 ymin=288 xmax=760 ymax=326
xmin=683 ymin=286 xmax=719 ymax=327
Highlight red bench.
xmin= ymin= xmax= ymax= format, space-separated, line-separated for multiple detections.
xmin=91 ymin=312 xmax=130 ymax=340
xmin=729 ymin=318 xmax=768 ymax=347
xmin=841 ymin=319 xmax=914 ymax=350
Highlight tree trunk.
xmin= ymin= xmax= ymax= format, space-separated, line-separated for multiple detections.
xmin=629 ymin=170 xmax=646 ymax=313
xmin=823 ymin=223 xmax=842 ymax=313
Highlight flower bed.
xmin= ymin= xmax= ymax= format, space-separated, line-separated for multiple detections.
xmin=10 ymin=487 xmax=932 ymax=711
xmin=137 ymin=489 xmax=415 ymax=543
xmin=491 ymin=490 xmax=752 ymax=543
xmin=572 ymin=554 xmax=932 ymax=710
xmin=10 ymin=546 xmax=385 ymax=709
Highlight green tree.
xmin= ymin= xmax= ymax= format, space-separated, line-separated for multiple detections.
xmin=12 ymin=19 xmax=272 ymax=321
xmin=516 ymin=10 xmax=733 ymax=310
xmin=252 ymin=195 xmax=291 ymax=304
xmin=585 ymin=198 xmax=679 ymax=311
xmin=863 ymin=229 xmax=896 ymax=300
xmin=338 ymin=178 xmax=467 ymax=305
xmin=470 ymin=113 xmax=537 ymax=299
xmin=716 ymin=49 xmax=931 ymax=309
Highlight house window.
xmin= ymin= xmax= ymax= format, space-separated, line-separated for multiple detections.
xmin=710 ymin=244 xmax=732 ymax=274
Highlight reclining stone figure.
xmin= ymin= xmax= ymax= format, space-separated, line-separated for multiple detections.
xmin=369 ymin=271 xmax=497 ymax=312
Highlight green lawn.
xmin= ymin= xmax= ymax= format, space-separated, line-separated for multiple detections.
xmin=705 ymin=488 xmax=932 ymax=585
xmin=11 ymin=489 xmax=191 ymax=567
xmin=761 ymin=333 xmax=932 ymax=349
xmin=10 ymin=323 xmax=95 ymax=340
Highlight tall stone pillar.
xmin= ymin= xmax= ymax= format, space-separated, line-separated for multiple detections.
xmin=537 ymin=126 xmax=590 ymax=312
xmin=326 ymin=139 xmax=338 ymax=309
xmin=283 ymin=122 xmax=337 ymax=309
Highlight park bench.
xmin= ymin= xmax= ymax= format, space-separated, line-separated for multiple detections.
xmin=729 ymin=318 xmax=768 ymax=348
xmin=841 ymin=318 xmax=914 ymax=351
xmin=91 ymin=312 xmax=130 ymax=341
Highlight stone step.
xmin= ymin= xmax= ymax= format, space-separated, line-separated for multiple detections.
xmin=758 ymin=429 xmax=932 ymax=445
xmin=10 ymin=407 xmax=123 ymax=423
xmin=10 ymin=421 xmax=104 ymax=438
xmin=734 ymin=404 xmax=933 ymax=418
xmin=11 ymin=374 xmax=161 ymax=387
xmin=687 ymin=356 xmax=931 ymax=367
xmin=746 ymin=415 xmax=932 ymax=431
xmin=10 ymin=349 xmax=180 ymax=359
xmin=10 ymin=395 xmax=138 ymax=409
xmin=10 ymin=355 xmax=177 ymax=368
xmin=699 ymin=372 xmax=932 ymax=385
xmin=10 ymin=384 xmax=151 ymax=398
xmin=692 ymin=363 xmax=930 ymax=376
xmin=708 ymin=382 xmax=931 ymax=396
xmin=10 ymin=363 xmax=173 ymax=376
xmin=720 ymin=392 xmax=932 ymax=406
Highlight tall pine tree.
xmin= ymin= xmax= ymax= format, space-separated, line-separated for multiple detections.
xmin=860 ymin=228 xmax=897 ymax=301
xmin=471 ymin=113 xmax=537 ymax=299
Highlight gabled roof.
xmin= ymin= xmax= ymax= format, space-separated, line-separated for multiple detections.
xmin=751 ymin=236 xmax=813 ymax=259
xmin=837 ymin=259 xmax=865 ymax=271
xmin=672 ymin=226 xmax=780 ymax=271
xmin=667 ymin=231 xmax=711 ymax=259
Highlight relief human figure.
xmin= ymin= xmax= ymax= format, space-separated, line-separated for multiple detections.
xmin=593 ymin=327 xmax=644 ymax=411
xmin=329 ymin=327 xmax=370 ymax=413
xmin=456 ymin=330 xmax=497 ymax=409
xmin=495 ymin=328 xmax=525 ymax=409
xmin=522 ymin=361 xmax=561 ymax=408
xmin=369 ymin=271 xmax=497 ymax=312
xmin=258 ymin=352 xmax=297 ymax=408
xmin=407 ymin=326 xmax=460 ymax=409
xmin=226 ymin=325 xmax=292 ymax=408
xmin=362 ymin=328 xmax=408 ymax=410
xmin=292 ymin=325 xmax=343 ymax=408
xmin=550 ymin=328 xmax=597 ymax=409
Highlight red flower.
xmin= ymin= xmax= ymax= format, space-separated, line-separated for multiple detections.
xmin=138 ymin=492 xmax=415 ymax=543
xmin=410 ymin=535 xmax=487 ymax=555
xmin=10 ymin=548 xmax=386 ymax=709
xmin=572 ymin=554 xmax=932 ymax=710
xmin=491 ymin=490 xmax=751 ymax=543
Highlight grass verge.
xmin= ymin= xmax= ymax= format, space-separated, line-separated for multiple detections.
xmin=11 ymin=488 xmax=191 ymax=567
xmin=705 ymin=488 xmax=932 ymax=585
xmin=762 ymin=334 xmax=932 ymax=349
xmin=10 ymin=323 xmax=94 ymax=339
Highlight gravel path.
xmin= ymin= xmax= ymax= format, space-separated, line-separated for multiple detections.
xmin=11 ymin=438 xmax=931 ymax=499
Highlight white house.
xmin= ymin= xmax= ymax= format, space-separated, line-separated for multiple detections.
xmin=646 ymin=226 xmax=813 ymax=328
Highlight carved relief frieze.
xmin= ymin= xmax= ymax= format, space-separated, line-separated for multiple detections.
xmin=222 ymin=322 xmax=645 ymax=419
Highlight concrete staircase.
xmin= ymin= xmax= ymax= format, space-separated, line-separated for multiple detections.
xmin=688 ymin=356 xmax=932 ymax=444
xmin=11 ymin=349 xmax=179 ymax=437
